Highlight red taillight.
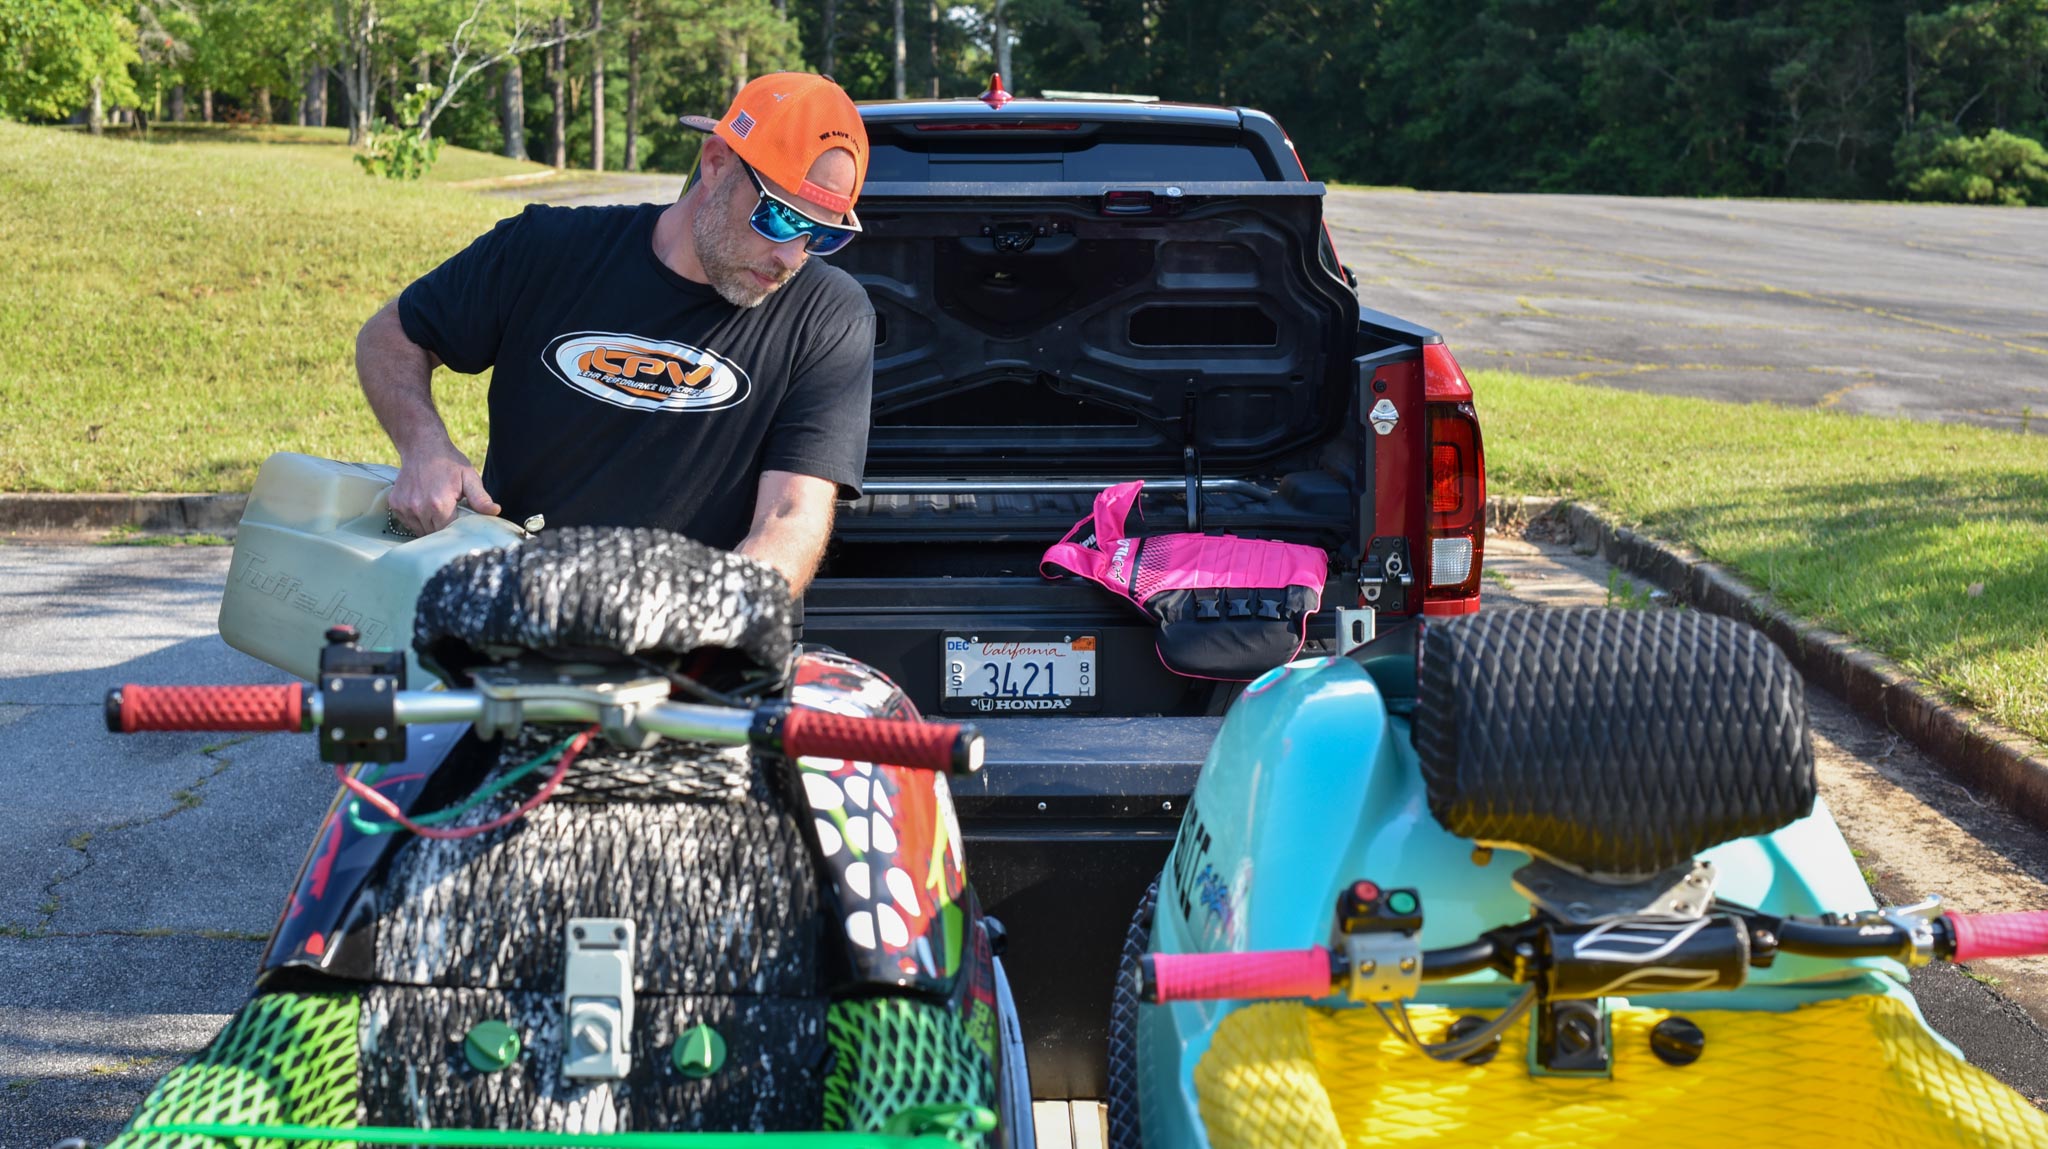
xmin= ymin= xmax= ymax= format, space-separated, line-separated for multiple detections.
xmin=1429 ymin=444 xmax=1463 ymax=513
xmin=1421 ymin=342 xmax=1473 ymax=401
xmin=1423 ymin=344 xmax=1484 ymax=614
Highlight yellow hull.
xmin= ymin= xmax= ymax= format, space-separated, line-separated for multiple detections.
xmin=1196 ymin=995 xmax=2048 ymax=1148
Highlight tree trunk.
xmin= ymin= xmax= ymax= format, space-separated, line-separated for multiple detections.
xmin=624 ymin=27 xmax=640 ymax=171
xmin=254 ymin=86 xmax=273 ymax=123
xmin=994 ymin=0 xmax=1010 ymax=88
xmin=892 ymin=0 xmax=905 ymax=99
xmin=927 ymin=0 xmax=938 ymax=96
xmin=589 ymin=0 xmax=605 ymax=172
xmin=335 ymin=0 xmax=379 ymax=146
xmin=501 ymin=57 xmax=527 ymax=160
xmin=169 ymin=84 xmax=186 ymax=122
xmin=202 ymin=87 xmax=214 ymax=122
xmin=734 ymin=44 xmax=748 ymax=95
xmin=293 ymin=73 xmax=307 ymax=125
xmin=89 ymin=77 xmax=104 ymax=135
xmin=548 ymin=18 xmax=567 ymax=168
xmin=307 ymin=65 xmax=327 ymax=127
xmin=821 ymin=0 xmax=836 ymax=77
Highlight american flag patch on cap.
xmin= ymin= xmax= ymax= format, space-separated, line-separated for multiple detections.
xmin=732 ymin=110 xmax=756 ymax=138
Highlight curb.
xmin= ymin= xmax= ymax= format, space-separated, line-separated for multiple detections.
xmin=0 ymin=493 xmax=247 ymax=534
xmin=1487 ymin=494 xmax=2048 ymax=831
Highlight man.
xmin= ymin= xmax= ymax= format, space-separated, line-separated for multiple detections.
xmin=354 ymin=73 xmax=874 ymax=595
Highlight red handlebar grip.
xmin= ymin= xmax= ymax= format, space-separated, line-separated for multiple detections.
xmin=1144 ymin=947 xmax=1337 ymax=1004
xmin=109 ymin=684 xmax=305 ymax=734
xmin=1947 ymin=911 xmax=2048 ymax=963
xmin=780 ymin=708 xmax=985 ymax=774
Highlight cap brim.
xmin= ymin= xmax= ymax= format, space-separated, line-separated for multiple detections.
xmin=679 ymin=114 xmax=720 ymax=132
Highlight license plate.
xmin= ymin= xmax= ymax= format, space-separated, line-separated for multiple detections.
xmin=941 ymin=633 xmax=1099 ymax=714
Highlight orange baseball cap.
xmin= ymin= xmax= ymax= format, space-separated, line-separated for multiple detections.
xmin=681 ymin=73 xmax=868 ymax=220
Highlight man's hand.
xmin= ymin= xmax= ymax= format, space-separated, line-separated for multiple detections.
xmin=737 ymin=471 xmax=839 ymax=595
xmin=389 ymin=444 xmax=500 ymax=536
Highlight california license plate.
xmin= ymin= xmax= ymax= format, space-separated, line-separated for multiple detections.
xmin=941 ymin=633 xmax=1100 ymax=714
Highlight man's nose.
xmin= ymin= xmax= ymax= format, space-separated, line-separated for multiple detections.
xmin=770 ymin=238 xmax=807 ymax=272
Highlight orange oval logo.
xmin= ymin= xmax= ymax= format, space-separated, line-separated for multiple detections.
xmin=543 ymin=331 xmax=751 ymax=412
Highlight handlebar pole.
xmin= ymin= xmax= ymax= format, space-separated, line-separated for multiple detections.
xmin=109 ymin=685 xmax=985 ymax=775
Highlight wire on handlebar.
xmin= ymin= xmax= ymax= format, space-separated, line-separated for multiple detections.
xmin=346 ymin=732 xmax=580 ymax=836
xmin=335 ymin=726 xmax=597 ymax=840
xmin=1371 ymin=985 xmax=1538 ymax=1063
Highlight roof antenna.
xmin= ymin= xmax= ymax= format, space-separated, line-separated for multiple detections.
xmin=980 ymin=73 xmax=1013 ymax=110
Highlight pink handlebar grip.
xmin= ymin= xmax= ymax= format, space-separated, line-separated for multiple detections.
xmin=1143 ymin=947 xmax=1337 ymax=1004
xmin=108 ymin=684 xmax=305 ymax=734
xmin=780 ymin=708 xmax=985 ymax=775
xmin=1946 ymin=911 xmax=2048 ymax=963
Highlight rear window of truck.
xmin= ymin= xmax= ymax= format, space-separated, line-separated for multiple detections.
xmin=865 ymin=137 xmax=1273 ymax=183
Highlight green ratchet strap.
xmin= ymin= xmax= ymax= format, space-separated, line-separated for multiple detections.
xmin=131 ymin=1122 xmax=967 ymax=1147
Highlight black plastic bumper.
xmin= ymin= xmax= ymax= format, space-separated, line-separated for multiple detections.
xmin=954 ymin=716 xmax=1218 ymax=1100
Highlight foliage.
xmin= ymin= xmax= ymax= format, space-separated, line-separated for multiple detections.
xmin=0 ymin=0 xmax=140 ymax=120
xmin=355 ymin=82 xmax=446 ymax=176
xmin=16 ymin=0 xmax=2048 ymax=196
xmin=1897 ymin=125 xmax=2048 ymax=202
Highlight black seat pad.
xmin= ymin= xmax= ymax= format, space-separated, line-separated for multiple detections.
xmin=414 ymin=526 xmax=794 ymax=685
xmin=1413 ymin=608 xmax=1815 ymax=877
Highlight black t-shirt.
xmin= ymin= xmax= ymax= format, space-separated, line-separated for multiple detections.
xmin=398 ymin=202 xmax=874 ymax=549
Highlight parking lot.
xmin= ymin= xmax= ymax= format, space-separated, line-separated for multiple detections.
xmin=6 ymin=185 xmax=2048 ymax=1144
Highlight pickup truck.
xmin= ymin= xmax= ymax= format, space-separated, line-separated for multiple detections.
xmin=804 ymin=84 xmax=1488 ymax=1100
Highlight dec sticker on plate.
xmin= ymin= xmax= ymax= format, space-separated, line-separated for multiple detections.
xmin=941 ymin=634 xmax=1099 ymax=714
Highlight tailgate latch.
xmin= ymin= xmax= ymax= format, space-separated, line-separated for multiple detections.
xmin=1358 ymin=538 xmax=1413 ymax=613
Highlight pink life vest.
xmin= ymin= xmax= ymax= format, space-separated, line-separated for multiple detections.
xmin=1039 ymin=481 xmax=1329 ymax=681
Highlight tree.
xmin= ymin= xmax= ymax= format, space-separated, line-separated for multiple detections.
xmin=1899 ymin=125 xmax=2048 ymax=202
xmin=892 ymin=0 xmax=905 ymax=98
xmin=332 ymin=0 xmax=380 ymax=142
xmin=403 ymin=0 xmax=591 ymax=143
xmin=588 ymin=0 xmax=602 ymax=168
xmin=0 ymin=0 xmax=140 ymax=124
xmin=499 ymin=54 xmax=524 ymax=156
xmin=548 ymin=11 xmax=565 ymax=164
xmin=622 ymin=0 xmax=641 ymax=168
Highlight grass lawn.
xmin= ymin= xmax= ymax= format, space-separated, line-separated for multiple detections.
xmin=0 ymin=120 xmax=518 ymax=492
xmin=1477 ymin=370 xmax=2048 ymax=745
xmin=132 ymin=122 xmax=557 ymax=185
xmin=2 ymin=121 xmax=2041 ymax=744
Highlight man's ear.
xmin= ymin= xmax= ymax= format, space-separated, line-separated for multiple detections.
xmin=699 ymin=135 xmax=735 ymax=180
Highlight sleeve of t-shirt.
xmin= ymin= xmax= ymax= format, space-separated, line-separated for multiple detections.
xmin=396 ymin=207 xmax=532 ymax=375
xmin=760 ymin=308 xmax=876 ymax=500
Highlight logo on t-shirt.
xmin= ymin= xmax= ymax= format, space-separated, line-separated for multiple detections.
xmin=543 ymin=331 xmax=752 ymax=413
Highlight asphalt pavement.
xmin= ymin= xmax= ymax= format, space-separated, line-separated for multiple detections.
xmin=0 ymin=545 xmax=325 ymax=1147
xmin=1323 ymin=190 xmax=2048 ymax=434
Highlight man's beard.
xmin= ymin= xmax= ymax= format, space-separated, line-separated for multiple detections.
xmin=693 ymin=173 xmax=796 ymax=308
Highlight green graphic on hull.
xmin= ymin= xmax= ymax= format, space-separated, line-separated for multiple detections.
xmin=820 ymin=999 xmax=997 ymax=1149
xmin=105 ymin=992 xmax=360 ymax=1149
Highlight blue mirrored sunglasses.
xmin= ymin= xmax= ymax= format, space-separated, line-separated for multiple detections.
xmin=740 ymin=162 xmax=859 ymax=255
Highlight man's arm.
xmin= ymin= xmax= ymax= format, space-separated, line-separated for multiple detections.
xmin=736 ymin=470 xmax=838 ymax=595
xmin=356 ymin=299 xmax=500 ymax=535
